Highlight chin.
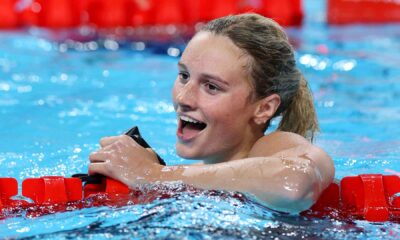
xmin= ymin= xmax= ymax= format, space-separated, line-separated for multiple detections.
xmin=176 ymin=143 xmax=201 ymax=160
xmin=176 ymin=149 xmax=197 ymax=160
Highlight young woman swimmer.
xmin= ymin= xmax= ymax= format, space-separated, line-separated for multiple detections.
xmin=89 ymin=13 xmax=335 ymax=213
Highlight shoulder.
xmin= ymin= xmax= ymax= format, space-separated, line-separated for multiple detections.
xmin=248 ymin=131 xmax=310 ymax=157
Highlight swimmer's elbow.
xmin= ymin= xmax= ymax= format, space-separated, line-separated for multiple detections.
xmin=266 ymin=192 xmax=316 ymax=214
xmin=278 ymin=185 xmax=318 ymax=214
xmin=255 ymin=165 xmax=323 ymax=214
xmin=311 ymin=145 xmax=335 ymax=188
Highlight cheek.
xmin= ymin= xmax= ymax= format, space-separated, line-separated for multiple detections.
xmin=208 ymin=96 xmax=252 ymax=127
xmin=205 ymin=102 xmax=240 ymax=126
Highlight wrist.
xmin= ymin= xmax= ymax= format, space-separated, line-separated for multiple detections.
xmin=154 ymin=165 xmax=186 ymax=184
xmin=120 ymin=163 xmax=163 ymax=188
xmin=147 ymin=163 xmax=164 ymax=182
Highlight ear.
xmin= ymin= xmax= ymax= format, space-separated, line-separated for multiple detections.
xmin=252 ymin=93 xmax=281 ymax=125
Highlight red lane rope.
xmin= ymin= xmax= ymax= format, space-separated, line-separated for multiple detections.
xmin=0 ymin=0 xmax=303 ymax=29
xmin=1 ymin=174 xmax=400 ymax=222
xmin=328 ymin=0 xmax=400 ymax=24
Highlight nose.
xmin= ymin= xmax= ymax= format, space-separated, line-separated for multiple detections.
xmin=174 ymin=80 xmax=197 ymax=112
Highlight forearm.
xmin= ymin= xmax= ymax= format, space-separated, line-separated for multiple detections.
xmin=143 ymin=156 xmax=324 ymax=213
xmin=88 ymin=135 xmax=330 ymax=213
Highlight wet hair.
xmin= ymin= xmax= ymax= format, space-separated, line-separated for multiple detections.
xmin=200 ymin=13 xmax=319 ymax=141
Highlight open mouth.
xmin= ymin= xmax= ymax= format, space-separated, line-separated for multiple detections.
xmin=178 ymin=115 xmax=207 ymax=140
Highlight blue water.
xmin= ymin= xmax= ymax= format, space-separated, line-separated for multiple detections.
xmin=1 ymin=0 xmax=400 ymax=239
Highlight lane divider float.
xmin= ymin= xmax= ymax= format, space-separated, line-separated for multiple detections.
xmin=1 ymin=173 xmax=400 ymax=222
xmin=0 ymin=0 xmax=303 ymax=29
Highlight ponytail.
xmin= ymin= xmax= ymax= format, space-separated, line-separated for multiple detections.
xmin=277 ymin=75 xmax=319 ymax=142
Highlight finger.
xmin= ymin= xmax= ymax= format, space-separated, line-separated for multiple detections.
xmin=89 ymin=150 xmax=111 ymax=163
xmin=119 ymin=134 xmax=139 ymax=146
xmin=99 ymin=136 xmax=121 ymax=148
xmin=88 ymin=162 xmax=108 ymax=176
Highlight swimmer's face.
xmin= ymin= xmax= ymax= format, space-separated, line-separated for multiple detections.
xmin=172 ymin=32 xmax=261 ymax=163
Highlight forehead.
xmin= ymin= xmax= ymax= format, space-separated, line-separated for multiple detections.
xmin=180 ymin=32 xmax=250 ymax=82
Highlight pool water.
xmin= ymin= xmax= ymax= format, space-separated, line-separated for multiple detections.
xmin=1 ymin=0 xmax=400 ymax=239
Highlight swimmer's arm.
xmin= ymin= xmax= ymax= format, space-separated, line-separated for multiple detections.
xmin=162 ymin=132 xmax=333 ymax=213
xmin=154 ymin=147 xmax=332 ymax=213
xmin=89 ymin=132 xmax=334 ymax=213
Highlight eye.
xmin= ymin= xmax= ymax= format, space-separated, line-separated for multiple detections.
xmin=204 ymin=82 xmax=221 ymax=95
xmin=178 ymin=71 xmax=190 ymax=83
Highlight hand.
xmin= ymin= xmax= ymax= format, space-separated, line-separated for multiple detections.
xmin=88 ymin=135 xmax=161 ymax=188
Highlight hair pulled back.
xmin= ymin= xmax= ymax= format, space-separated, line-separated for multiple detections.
xmin=201 ymin=13 xmax=319 ymax=141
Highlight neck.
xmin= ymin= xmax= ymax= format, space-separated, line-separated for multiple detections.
xmin=202 ymin=130 xmax=264 ymax=165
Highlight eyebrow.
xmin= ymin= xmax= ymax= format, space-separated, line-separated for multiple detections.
xmin=177 ymin=62 xmax=229 ymax=86
xmin=177 ymin=62 xmax=187 ymax=70
xmin=200 ymin=73 xmax=229 ymax=86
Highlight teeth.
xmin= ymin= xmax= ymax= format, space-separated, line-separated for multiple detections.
xmin=180 ymin=115 xmax=200 ymax=124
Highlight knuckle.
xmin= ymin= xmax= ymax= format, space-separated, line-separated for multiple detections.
xmin=120 ymin=135 xmax=131 ymax=142
xmin=89 ymin=151 xmax=97 ymax=160
xmin=99 ymin=137 xmax=108 ymax=146
xmin=119 ymin=135 xmax=136 ymax=146
xmin=114 ymin=140 xmax=125 ymax=148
